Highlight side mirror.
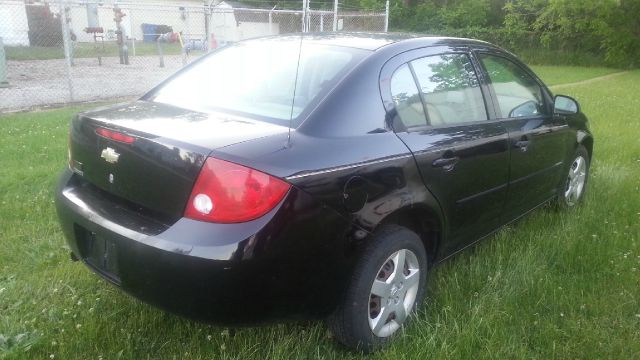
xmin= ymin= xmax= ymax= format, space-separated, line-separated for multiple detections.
xmin=509 ymin=100 xmax=540 ymax=118
xmin=554 ymin=95 xmax=579 ymax=115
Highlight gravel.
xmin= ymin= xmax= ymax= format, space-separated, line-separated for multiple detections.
xmin=1 ymin=54 xmax=191 ymax=111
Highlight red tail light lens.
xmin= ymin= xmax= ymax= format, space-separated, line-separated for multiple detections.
xmin=96 ymin=127 xmax=136 ymax=144
xmin=185 ymin=157 xmax=291 ymax=223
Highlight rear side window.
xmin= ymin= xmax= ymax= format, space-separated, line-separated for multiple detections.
xmin=390 ymin=64 xmax=427 ymax=128
xmin=411 ymin=54 xmax=488 ymax=125
xmin=479 ymin=54 xmax=547 ymax=118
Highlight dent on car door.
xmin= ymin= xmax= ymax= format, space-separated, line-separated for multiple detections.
xmin=386 ymin=52 xmax=510 ymax=255
xmin=476 ymin=52 xmax=569 ymax=220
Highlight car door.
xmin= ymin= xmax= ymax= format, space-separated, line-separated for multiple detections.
xmin=475 ymin=51 xmax=570 ymax=220
xmin=382 ymin=49 xmax=510 ymax=255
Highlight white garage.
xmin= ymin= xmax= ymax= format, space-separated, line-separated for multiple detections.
xmin=0 ymin=1 xmax=30 ymax=46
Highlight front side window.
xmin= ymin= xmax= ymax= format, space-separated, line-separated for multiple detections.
xmin=479 ymin=54 xmax=547 ymax=118
xmin=411 ymin=54 xmax=488 ymax=125
xmin=146 ymin=39 xmax=368 ymax=127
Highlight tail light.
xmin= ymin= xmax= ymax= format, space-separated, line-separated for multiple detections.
xmin=95 ymin=127 xmax=136 ymax=144
xmin=184 ymin=157 xmax=291 ymax=223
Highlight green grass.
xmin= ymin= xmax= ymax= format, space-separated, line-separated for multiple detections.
xmin=516 ymin=48 xmax=611 ymax=68
xmin=5 ymin=42 xmax=201 ymax=61
xmin=1 ymin=67 xmax=639 ymax=359
xmin=529 ymin=65 xmax=622 ymax=86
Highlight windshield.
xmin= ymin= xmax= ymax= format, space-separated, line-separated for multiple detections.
xmin=146 ymin=38 xmax=369 ymax=127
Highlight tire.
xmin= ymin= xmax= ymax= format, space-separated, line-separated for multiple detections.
xmin=557 ymin=144 xmax=590 ymax=208
xmin=327 ymin=225 xmax=428 ymax=352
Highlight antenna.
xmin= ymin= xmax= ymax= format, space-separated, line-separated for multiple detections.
xmin=287 ymin=33 xmax=304 ymax=148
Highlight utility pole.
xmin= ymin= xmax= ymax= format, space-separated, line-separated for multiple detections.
xmin=114 ymin=5 xmax=129 ymax=65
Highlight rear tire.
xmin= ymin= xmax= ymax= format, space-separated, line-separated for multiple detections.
xmin=327 ymin=225 xmax=428 ymax=352
xmin=557 ymin=145 xmax=590 ymax=208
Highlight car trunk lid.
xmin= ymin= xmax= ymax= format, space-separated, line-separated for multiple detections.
xmin=68 ymin=101 xmax=288 ymax=220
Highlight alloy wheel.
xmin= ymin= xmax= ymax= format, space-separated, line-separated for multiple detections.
xmin=564 ymin=155 xmax=587 ymax=206
xmin=368 ymin=249 xmax=420 ymax=338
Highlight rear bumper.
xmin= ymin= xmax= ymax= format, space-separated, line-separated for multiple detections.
xmin=55 ymin=169 xmax=358 ymax=324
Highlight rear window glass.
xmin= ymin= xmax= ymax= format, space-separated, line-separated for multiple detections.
xmin=146 ymin=39 xmax=368 ymax=127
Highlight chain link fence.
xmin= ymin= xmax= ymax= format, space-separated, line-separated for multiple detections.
xmin=0 ymin=0 xmax=388 ymax=112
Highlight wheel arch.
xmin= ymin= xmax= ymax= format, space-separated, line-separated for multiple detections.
xmin=579 ymin=132 xmax=594 ymax=160
xmin=375 ymin=205 xmax=443 ymax=265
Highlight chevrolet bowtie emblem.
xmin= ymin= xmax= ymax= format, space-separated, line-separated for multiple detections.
xmin=101 ymin=147 xmax=120 ymax=164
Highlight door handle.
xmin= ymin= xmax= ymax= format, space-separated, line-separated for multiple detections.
xmin=514 ymin=135 xmax=531 ymax=152
xmin=432 ymin=155 xmax=459 ymax=170
xmin=532 ymin=128 xmax=553 ymax=135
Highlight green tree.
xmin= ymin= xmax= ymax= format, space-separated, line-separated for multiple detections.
xmin=438 ymin=0 xmax=491 ymax=28
xmin=604 ymin=0 xmax=640 ymax=67
xmin=534 ymin=0 xmax=614 ymax=50
xmin=503 ymin=0 xmax=548 ymax=32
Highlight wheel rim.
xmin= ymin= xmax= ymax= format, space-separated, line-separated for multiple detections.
xmin=564 ymin=155 xmax=587 ymax=206
xmin=368 ymin=249 xmax=420 ymax=338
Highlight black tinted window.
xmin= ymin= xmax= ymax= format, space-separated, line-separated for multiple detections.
xmin=479 ymin=54 xmax=547 ymax=118
xmin=390 ymin=64 xmax=427 ymax=128
xmin=410 ymin=54 xmax=487 ymax=125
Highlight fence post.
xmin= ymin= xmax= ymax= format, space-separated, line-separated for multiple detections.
xmin=333 ymin=0 xmax=338 ymax=31
xmin=204 ymin=0 xmax=210 ymax=51
xmin=59 ymin=0 xmax=74 ymax=102
xmin=384 ymin=0 xmax=389 ymax=32
xmin=0 ymin=37 xmax=8 ymax=88
xmin=129 ymin=9 xmax=136 ymax=57
xmin=301 ymin=0 xmax=307 ymax=32
xmin=157 ymin=38 xmax=165 ymax=68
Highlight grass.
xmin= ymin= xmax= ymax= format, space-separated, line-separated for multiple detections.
xmin=515 ymin=48 xmax=612 ymax=68
xmin=529 ymin=65 xmax=622 ymax=86
xmin=1 ymin=67 xmax=639 ymax=359
xmin=5 ymin=42 xmax=202 ymax=61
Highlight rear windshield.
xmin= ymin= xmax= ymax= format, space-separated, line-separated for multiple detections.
xmin=145 ymin=38 xmax=369 ymax=127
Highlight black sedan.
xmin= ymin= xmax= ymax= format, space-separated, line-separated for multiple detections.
xmin=55 ymin=33 xmax=592 ymax=352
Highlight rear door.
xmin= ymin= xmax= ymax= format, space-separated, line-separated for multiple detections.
xmin=474 ymin=51 xmax=569 ymax=220
xmin=381 ymin=48 xmax=510 ymax=254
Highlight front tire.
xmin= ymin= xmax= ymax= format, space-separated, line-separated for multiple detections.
xmin=557 ymin=145 xmax=590 ymax=208
xmin=327 ymin=225 xmax=428 ymax=352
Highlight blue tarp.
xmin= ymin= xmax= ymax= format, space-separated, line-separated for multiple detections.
xmin=141 ymin=23 xmax=158 ymax=43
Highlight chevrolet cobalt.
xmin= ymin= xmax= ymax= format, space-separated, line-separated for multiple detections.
xmin=55 ymin=33 xmax=592 ymax=352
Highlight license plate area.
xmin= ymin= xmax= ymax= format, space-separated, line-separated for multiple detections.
xmin=75 ymin=225 xmax=121 ymax=284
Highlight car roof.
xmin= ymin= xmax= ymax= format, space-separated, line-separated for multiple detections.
xmin=252 ymin=32 xmax=495 ymax=51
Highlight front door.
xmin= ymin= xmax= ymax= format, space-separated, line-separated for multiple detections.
xmin=476 ymin=53 xmax=570 ymax=220
xmin=386 ymin=52 xmax=510 ymax=254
